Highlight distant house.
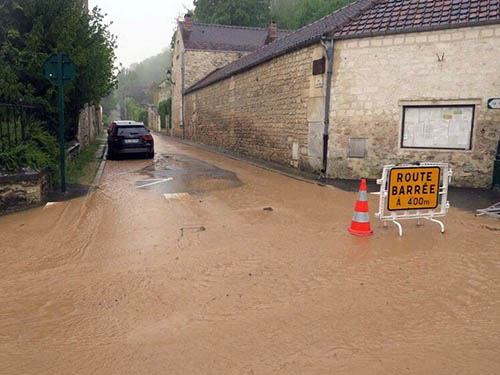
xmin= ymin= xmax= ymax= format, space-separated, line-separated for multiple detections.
xmin=154 ymin=80 xmax=171 ymax=106
xmin=170 ymin=14 xmax=289 ymax=137
xmin=183 ymin=0 xmax=500 ymax=188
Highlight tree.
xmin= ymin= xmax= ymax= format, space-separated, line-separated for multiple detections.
xmin=0 ymin=0 xmax=117 ymax=139
xmin=193 ymin=0 xmax=271 ymax=28
xmin=270 ymin=0 xmax=355 ymax=30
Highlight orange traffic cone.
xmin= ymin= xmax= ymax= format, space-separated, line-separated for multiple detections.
xmin=348 ymin=178 xmax=373 ymax=236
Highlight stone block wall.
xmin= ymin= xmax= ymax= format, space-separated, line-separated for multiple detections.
xmin=184 ymin=50 xmax=246 ymax=89
xmin=329 ymin=25 xmax=500 ymax=187
xmin=78 ymin=104 xmax=103 ymax=148
xmin=0 ymin=169 xmax=49 ymax=215
xmin=171 ymin=30 xmax=184 ymax=137
xmin=184 ymin=45 xmax=317 ymax=169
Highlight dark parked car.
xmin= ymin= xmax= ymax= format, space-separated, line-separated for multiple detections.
xmin=107 ymin=121 xmax=154 ymax=159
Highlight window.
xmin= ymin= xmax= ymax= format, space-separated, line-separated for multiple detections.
xmin=401 ymin=105 xmax=474 ymax=150
xmin=117 ymin=126 xmax=149 ymax=136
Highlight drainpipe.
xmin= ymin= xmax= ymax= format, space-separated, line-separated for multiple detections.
xmin=181 ymin=47 xmax=186 ymax=139
xmin=320 ymin=37 xmax=334 ymax=178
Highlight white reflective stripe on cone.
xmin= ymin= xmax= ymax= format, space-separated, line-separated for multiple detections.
xmin=358 ymin=190 xmax=368 ymax=201
xmin=352 ymin=211 xmax=370 ymax=223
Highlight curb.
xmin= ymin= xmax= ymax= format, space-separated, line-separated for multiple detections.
xmin=91 ymin=143 xmax=107 ymax=189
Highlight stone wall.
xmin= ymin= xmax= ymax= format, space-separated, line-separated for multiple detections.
xmin=329 ymin=25 xmax=500 ymax=188
xmin=171 ymin=26 xmax=249 ymax=137
xmin=184 ymin=50 xmax=246 ymax=89
xmin=0 ymin=169 xmax=49 ymax=215
xmin=184 ymin=24 xmax=500 ymax=188
xmin=171 ymin=29 xmax=184 ymax=137
xmin=78 ymin=104 xmax=103 ymax=148
xmin=147 ymin=106 xmax=160 ymax=132
xmin=184 ymin=45 xmax=319 ymax=169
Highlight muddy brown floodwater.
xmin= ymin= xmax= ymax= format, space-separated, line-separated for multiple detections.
xmin=1 ymin=134 xmax=500 ymax=374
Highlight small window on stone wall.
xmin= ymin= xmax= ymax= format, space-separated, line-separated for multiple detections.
xmin=401 ymin=105 xmax=474 ymax=150
xmin=312 ymin=57 xmax=326 ymax=75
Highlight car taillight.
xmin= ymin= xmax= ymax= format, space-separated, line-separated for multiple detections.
xmin=142 ymin=134 xmax=153 ymax=141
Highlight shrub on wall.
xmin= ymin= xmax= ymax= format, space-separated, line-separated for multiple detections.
xmin=0 ymin=122 xmax=58 ymax=180
xmin=159 ymin=98 xmax=172 ymax=129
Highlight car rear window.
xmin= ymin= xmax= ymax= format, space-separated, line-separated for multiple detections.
xmin=117 ymin=126 xmax=149 ymax=136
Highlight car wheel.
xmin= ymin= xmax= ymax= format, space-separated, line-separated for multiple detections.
xmin=107 ymin=150 xmax=115 ymax=160
xmin=147 ymin=152 xmax=155 ymax=159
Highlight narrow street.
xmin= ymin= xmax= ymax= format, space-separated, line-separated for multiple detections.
xmin=1 ymin=133 xmax=500 ymax=374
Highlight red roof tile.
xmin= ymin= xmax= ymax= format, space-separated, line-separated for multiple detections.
xmin=335 ymin=0 xmax=500 ymax=37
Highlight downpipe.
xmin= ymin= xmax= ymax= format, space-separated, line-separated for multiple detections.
xmin=320 ymin=37 xmax=334 ymax=179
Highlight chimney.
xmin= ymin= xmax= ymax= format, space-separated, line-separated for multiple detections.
xmin=269 ymin=20 xmax=278 ymax=41
xmin=184 ymin=13 xmax=193 ymax=32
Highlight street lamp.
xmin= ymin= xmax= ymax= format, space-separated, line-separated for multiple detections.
xmin=166 ymin=69 xmax=174 ymax=85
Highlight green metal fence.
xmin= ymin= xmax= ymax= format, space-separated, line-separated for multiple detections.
xmin=0 ymin=101 xmax=44 ymax=152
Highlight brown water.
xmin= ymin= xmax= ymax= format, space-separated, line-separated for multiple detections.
xmin=1 ymin=135 xmax=500 ymax=374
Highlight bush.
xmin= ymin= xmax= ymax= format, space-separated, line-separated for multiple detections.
xmin=159 ymin=98 xmax=172 ymax=129
xmin=0 ymin=122 xmax=59 ymax=181
xmin=139 ymin=110 xmax=148 ymax=126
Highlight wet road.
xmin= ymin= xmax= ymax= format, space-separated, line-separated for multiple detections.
xmin=1 ymin=134 xmax=500 ymax=374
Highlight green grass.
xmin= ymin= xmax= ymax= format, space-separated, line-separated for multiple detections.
xmin=66 ymin=140 xmax=102 ymax=185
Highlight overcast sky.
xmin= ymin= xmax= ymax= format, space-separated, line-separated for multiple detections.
xmin=89 ymin=0 xmax=194 ymax=68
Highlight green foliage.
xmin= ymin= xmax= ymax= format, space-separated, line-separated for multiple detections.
xmin=270 ymin=0 xmax=355 ymax=30
xmin=193 ymin=0 xmax=271 ymax=27
xmin=0 ymin=121 xmax=58 ymax=178
xmin=190 ymin=0 xmax=355 ymax=30
xmin=0 ymin=0 xmax=117 ymax=139
xmin=101 ymin=91 xmax=118 ymax=122
xmin=66 ymin=140 xmax=99 ymax=185
xmin=138 ymin=110 xmax=148 ymax=126
xmin=124 ymin=97 xmax=147 ymax=124
xmin=158 ymin=98 xmax=171 ymax=129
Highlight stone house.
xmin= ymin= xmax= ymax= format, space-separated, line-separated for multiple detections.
xmin=183 ymin=0 xmax=500 ymax=188
xmin=170 ymin=14 xmax=289 ymax=137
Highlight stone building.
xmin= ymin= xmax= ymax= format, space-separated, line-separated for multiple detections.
xmin=183 ymin=0 xmax=500 ymax=188
xmin=170 ymin=14 xmax=289 ymax=137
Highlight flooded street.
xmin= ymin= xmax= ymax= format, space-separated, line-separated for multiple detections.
xmin=1 ymin=134 xmax=500 ymax=374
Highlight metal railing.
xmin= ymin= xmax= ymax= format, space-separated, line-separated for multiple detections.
xmin=0 ymin=101 xmax=45 ymax=152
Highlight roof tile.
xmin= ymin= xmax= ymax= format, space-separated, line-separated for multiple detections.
xmin=180 ymin=23 xmax=290 ymax=52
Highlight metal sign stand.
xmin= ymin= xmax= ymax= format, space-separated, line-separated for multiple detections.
xmin=43 ymin=54 xmax=76 ymax=193
xmin=375 ymin=163 xmax=452 ymax=236
xmin=476 ymin=202 xmax=500 ymax=218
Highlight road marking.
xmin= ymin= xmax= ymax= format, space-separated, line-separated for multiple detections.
xmin=164 ymin=193 xmax=190 ymax=201
xmin=136 ymin=178 xmax=173 ymax=189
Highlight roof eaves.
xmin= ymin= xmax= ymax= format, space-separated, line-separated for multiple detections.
xmin=191 ymin=22 xmax=292 ymax=34
xmin=334 ymin=18 xmax=500 ymax=41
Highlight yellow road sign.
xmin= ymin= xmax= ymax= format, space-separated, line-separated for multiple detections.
xmin=387 ymin=167 xmax=440 ymax=211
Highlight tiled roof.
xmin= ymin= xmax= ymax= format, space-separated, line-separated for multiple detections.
xmin=186 ymin=0 xmax=500 ymax=94
xmin=180 ymin=22 xmax=290 ymax=52
xmin=336 ymin=0 xmax=500 ymax=38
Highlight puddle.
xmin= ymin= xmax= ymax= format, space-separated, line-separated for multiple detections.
xmin=135 ymin=153 xmax=243 ymax=195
